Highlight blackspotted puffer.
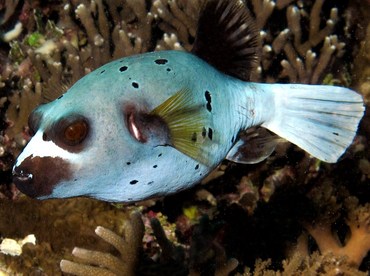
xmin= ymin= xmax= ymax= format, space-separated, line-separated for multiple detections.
xmin=12 ymin=0 xmax=364 ymax=202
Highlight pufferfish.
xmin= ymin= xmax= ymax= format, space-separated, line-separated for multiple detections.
xmin=13 ymin=0 xmax=364 ymax=202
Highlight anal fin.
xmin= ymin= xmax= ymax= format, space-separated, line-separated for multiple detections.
xmin=226 ymin=127 xmax=280 ymax=164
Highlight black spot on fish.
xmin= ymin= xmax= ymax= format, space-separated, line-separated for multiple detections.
xmin=130 ymin=180 xmax=138 ymax=185
xmin=202 ymin=127 xmax=207 ymax=138
xmin=148 ymin=181 xmax=154 ymax=185
xmin=158 ymin=153 xmax=162 ymax=157
xmin=208 ymin=128 xmax=213 ymax=140
xmin=195 ymin=164 xmax=199 ymax=170
xmin=100 ymin=70 xmax=105 ymax=74
xmin=57 ymin=95 xmax=63 ymax=100
xmin=42 ymin=133 xmax=49 ymax=141
xmin=155 ymin=59 xmax=168 ymax=65
xmin=167 ymin=68 xmax=171 ymax=72
xmin=132 ymin=82 xmax=139 ymax=89
xmin=119 ymin=66 xmax=128 ymax=72
xmin=205 ymin=91 xmax=212 ymax=112
xmin=191 ymin=132 xmax=197 ymax=142
xmin=231 ymin=136 xmax=235 ymax=143
xmin=333 ymin=132 xmax=339 ymax=136
xmin=126 ymin=162 xmax=131 ymax=165
xmin=153 ymin=165 xmax=158 ymax=168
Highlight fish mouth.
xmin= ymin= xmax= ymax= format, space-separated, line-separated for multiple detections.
xmin=12 ymin=165 xmax=37 ymax=198
xmin=12 ymin=167 xmax=33 ymax=183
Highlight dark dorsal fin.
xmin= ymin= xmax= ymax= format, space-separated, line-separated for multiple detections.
xmin=191 ymin=0 xmax=260 ymax=81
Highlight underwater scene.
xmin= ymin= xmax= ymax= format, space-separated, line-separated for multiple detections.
xmin=0 ymin=0 xmax=370 ymax=275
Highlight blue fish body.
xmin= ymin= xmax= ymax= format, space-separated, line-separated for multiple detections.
xmin=12 ymin=0 xmax=364 ymax=202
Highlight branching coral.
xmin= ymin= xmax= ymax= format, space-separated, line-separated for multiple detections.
xmin=0 ymin=0 xmax=368 ymax=274
xmin=250 ymin=0 xmax=346 ymax=84
xmin=60 ymin=211 xmax=144 ymax=275
xmin=304 ymin=197 xmax=370 ymax=268
xmin=0 ymin=197 xmax=140 ymax=274
xmin=152 ymin=0 xmax=202 ymax=51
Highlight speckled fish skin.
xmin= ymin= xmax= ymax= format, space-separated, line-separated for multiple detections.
xmin=13 ymin=51 xmax=268 ymax=201
xmin=12 ymin=0 xmax=365 ymax=202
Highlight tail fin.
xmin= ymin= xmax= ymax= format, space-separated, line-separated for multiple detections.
xmin=261 ymin=84 xmax=364 ymax=163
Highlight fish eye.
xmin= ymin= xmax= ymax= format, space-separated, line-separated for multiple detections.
xmin=63 ymin=120 xmax=89 ymax=146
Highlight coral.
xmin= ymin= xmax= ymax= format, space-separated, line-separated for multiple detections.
xmin=152 ymin=0 xmax=202 ymax=51
xmin=0 ymin=197 xmax=134 ymax=274
xmin=250 ymin=0 xmax=346 ymax=84
xmin=247 ymin=251 xmax=368 ymax=276
xmin=0 ymin=234 xmax=35 ymax=256
xmin=352 ymin=5 xmax=370 ymax=103
xmin=0 ymin=0 xmax=368 ymax=274
xmin=303 ymin=196 xmax=370 ymax=268
xmin=60 ymin=211 xmax=144 ymax=275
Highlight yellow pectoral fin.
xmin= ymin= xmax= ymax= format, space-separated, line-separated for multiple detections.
xmin=151 ymin=88 xmax=214 ymax=166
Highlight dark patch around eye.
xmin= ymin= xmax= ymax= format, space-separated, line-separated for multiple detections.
xmin=333 ymin=132 xmax=339 ymax=136
xmin=57 ymin=95 xmax=63 ymax=99
xmin=100 ymin=70 xmax=105 ymax=74
xmin=158 ymin=153 xmax=162 ymax=157
xmin=130 ymin=180 xmax=138 ymax=185
xmin=148 ymin=181 xmax=154 ymax=185
xmin=51 ymin=115 xmax=90 ymax=153
xmin=166 ymin=68 xmax=171 ymax=72
xmin=231 ymin=136 xmax=235 ymax=143
xmin=195 ymin=164 xmax=199 ymax=170
xmin=153 ymin=165 xmax=158 ymax=168
xmin=208 ymin=128 xmax=213 ymax=140
xmin=205 ymin=91 xmax=212 ymax=112
xmin=155 ymin=59 xmax=168 ymax=65
xmin=119 ymin=66 xmax=128 ymax=72
xmin=126 ymin=162 xmax=131 ymax=165
xmin=132 ymin=82 xmax=139 ymax=89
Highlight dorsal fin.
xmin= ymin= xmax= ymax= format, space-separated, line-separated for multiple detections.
xmin=191 ymin=0 xmax=260 ymax=81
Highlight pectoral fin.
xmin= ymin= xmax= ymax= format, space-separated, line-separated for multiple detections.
xmin=151 ymin=88 xmax=214 ymax=165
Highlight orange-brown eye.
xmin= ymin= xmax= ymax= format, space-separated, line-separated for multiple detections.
xmin=64 ymin=121 xmax=88 ymax=145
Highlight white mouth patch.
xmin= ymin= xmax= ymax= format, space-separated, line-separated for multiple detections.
xmin=15 ymin=131 xmax=80 ymax=168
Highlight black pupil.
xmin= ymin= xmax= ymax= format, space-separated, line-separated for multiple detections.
xmin=64 ymin=121 xmax=87 ymax=144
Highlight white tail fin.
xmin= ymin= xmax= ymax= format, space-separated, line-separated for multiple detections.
xmin=261 ymin=84 xmax=364 ymax=163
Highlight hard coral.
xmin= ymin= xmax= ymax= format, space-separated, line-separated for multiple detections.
xmin=61 ymin=212 xmax=144 ymax=275
xmin=0 ymin=0 xmax=368 ymax=274
xmin=304 ymin=197 xmax=370 ymax=268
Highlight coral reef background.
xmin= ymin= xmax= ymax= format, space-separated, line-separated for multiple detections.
xmin=0 ymin=0 xmax=369 ymax=275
